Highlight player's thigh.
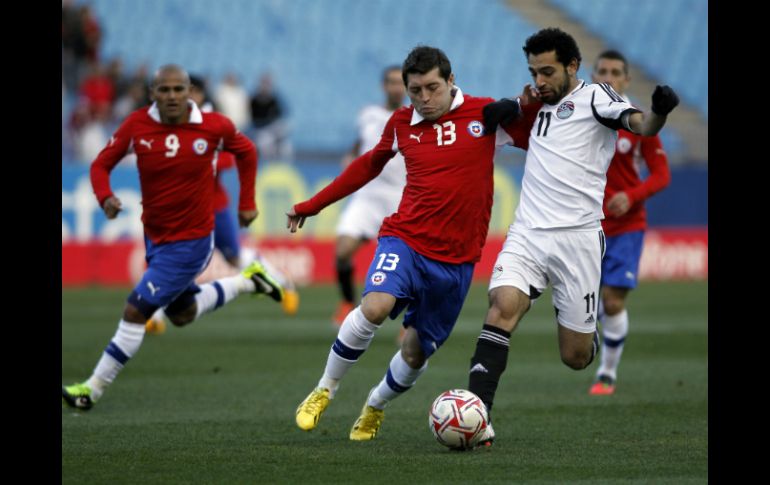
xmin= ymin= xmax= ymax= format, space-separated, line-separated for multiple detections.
xmin=131 ymin=235 xmax=214 ymax=318
xmin=361 ymin=236 xmax=418 ymax=323
xmin=548 ymin=229 xmax=604 ymax=333
xmin=488 ymin=224 xmax=548 ymax=330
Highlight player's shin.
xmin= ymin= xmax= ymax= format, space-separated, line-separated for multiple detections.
xmin=368 ymin=351 xmax=428 ymax=409
xmin=336 ymin=258 xmax=355 ymax=303
xmin=318 ymin=306 xmax=379 ymax=396
xmin=468 ymin=324 xmax=511 ymax=418
xmin=194 ymin=276 xmax=251 ymax=319
xmin=88 ymin=320 xmax=147 ymax=400
xmin=596 ymin=309 xmax=628 ymax=380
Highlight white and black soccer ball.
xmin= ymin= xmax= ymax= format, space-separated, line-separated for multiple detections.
xmin=429 ymin=389 xmax=489 ymax=450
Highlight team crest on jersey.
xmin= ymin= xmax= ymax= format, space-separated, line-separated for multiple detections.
xmin=193 ymin=138 xmax=208 ymax=155
xmin=556 ymin=101 xmax=575 ymax=119
xmin=492 ymin=264 xmax=503 ymax=279
xmin=371 ymin=271 xmax=387 ymax=286
xmin=467 ymin=120 xmax=485 ymax=138
xmin=616 ymin=137 xmax=632 ymax=154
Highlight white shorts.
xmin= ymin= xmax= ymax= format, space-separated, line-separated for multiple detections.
xmin=335 ymin=189 xmax=401 ymax=240
xmin=489 ymin=221 xmax=606 ymax=333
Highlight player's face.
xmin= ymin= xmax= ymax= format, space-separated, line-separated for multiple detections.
xmin=528 ymin=50 xmax=577 ymax=105
xmin=406 ymin=67 xmax=455 ymax=121
xmin=383 ymin=69 xmax=406 ymax=109
xmin=592 ymin=58 xmax=629 ymax=95
xmin=189 ymin=86 xmax=205 ymax=107
xmin=152 ymin=71 xmax=190 ymax=123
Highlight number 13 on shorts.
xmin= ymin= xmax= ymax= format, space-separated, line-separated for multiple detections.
xmin=375 ymin=252 xmax=400 ymax=271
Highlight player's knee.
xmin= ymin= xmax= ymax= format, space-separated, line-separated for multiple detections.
xmin=335 ymin=237 xmax=358 ymax=261
xmin=401 ymin=348 xmax=426 ymax=369
xmin=335 ymin=256 xmax=353 ymax=272
xmin=400 ymin=331 xmax=426 ymax=368
xmin=601 ymin=287 xmax=628 ymax=316
xmin=360 ymin=305 xmax=388 ymax=324
xmin=360 ymin=294 xmax=394 ymax=325
xmin=122 ymin=304 xmax=150 ymax=324
xmin=167 ymin=306 xmax=196 ymax=327
xmin=603 ymin=297 xmax=625 ymax=316
xmin=560 ymin=347 xmax=592 ymax=370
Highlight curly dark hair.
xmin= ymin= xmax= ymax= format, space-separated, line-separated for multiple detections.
xmin=523 ymin=28 xmax=581 ymax=69
xmin=402 ymin=46 xmax=452 ymax=85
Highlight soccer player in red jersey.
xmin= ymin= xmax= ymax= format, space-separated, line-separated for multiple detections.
xmin=588 ymin=50 xmax=672 ymax=395
xmin=62 ymin=65 xmax=285 ymax=410
xmin=143 ymin=75 xmax=299 ymax=335
xmin=288 ymin=46 xmax=538 ymax=441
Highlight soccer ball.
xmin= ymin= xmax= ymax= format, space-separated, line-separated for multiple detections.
xmin=429 ymin=389 xmax=489 ymax=450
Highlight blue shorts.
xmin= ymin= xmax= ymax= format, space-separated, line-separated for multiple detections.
xmin=131 ymin=234 xmax=214 ymax=313
xmin=214 ymin=209 xmax=240 ymax=262
xmin=601 ymin=230 xmax=644 ymax=289
xmin=362 ymin=236 xmax=474 ymax=358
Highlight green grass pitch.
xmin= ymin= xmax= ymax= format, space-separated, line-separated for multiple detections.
xmin=62 ymin=281 xmax=707 ymax=484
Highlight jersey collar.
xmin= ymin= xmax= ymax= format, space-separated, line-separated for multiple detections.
xmin=410 ymin=86 xmax=464 ymax=125
xmin=147 ymin=100 xmax=204 ymax=124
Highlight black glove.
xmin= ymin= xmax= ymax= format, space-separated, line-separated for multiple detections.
xmin=482 ymin=98 xmax=521 ymax=134
xmin=651 ymin=85 xmax=679 ymax=116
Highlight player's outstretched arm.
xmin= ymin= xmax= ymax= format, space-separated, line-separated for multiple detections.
xmin=286 ymin=208 xmax=307 ymax=233
xmin=627 ymin=85 xmax=680 ymax=136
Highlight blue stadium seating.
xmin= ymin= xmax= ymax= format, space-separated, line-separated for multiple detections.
xmin=548 ymin=0 xmax=707 ymax=118
xmin=73 ymin=0 xmax=702 ymax=155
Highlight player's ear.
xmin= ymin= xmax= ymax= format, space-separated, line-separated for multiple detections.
xmin=447 ymin=73 xmax=455 ymax=88
xmin=567 ymin=58 xmax=579 ymax=77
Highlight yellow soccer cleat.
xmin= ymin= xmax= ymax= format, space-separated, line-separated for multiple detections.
xmin=349 ymin=402 xmax=385 ymax=441
xmin=242 ymin=260 xmax=285 ymax=302
xmin=145 ymin=317 xmax=166 ymax=335
xmin=281 ymin=288 xmax=300 ymax=315
xmin=62 ymin=382 xmax=95 ymax=410
xmin=295 ymin=387 xmax=331 ymax=431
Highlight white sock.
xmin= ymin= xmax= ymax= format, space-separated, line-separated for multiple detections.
xmin=368 ymin=351 xmax=428 ymax=409
xmin=597 ymin=309 xmax=629 ymax=381
xmin=150 ymin=308 xmax=166 ymax=322
xmin=318 ymin=306 xmax=379 ymax=397
xmin=88 ymin=320 xmax=146 ymax=400
xmin=194 ymin=276 xmax=255 ymax=319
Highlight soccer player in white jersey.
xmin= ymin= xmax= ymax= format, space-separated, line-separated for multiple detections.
xmin=467 ymin=28 xmax=680 ymax=447
xmin=333 ymin=66 xmax=407 ymax=325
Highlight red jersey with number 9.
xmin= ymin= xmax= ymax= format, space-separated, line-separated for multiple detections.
xmin=90 ymin=102 xmax=257 ymax=244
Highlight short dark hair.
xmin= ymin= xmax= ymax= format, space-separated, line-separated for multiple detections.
xmin=595 ymin=49 xmax=629 ymax=75
xmin=523 ymin=28 xmax=582 ymax=69
xmin=402 ymin=46 xmax=451 ymax=85
xmin=189 ymin=74 xmax=206 ymax=91
xmin=382 ymin=65 xmax=402 ymax=83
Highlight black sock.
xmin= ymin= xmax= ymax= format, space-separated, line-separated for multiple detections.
xmin=468 ymin=324 xmax=511 ymax=419
xmin=336 ymin=259 xmax=355 ymax=303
